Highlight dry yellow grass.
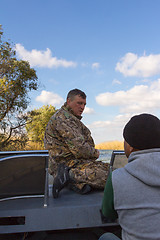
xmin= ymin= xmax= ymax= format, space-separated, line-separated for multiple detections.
xmin=96 ymin=140 xmax=124 ymax=150
xmin=24 ymin=141 xmax=44 ymax=150
xmin=24 ymin=141 xmax=124 ymax=151
xmin=23 ymin=140 xmax=124 ymax=151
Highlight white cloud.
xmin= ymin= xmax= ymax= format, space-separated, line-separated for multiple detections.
xmin=112 ymin=79 xmax=122 ymax=85
xmin=36 ymin=90 xmax=64 ymax=106
xmin=88 ymin=114 xmax=132 ymax=143
xmin=83 ymin=106 xmax=95 ymax=114
xmin=15 ymin=43 xmax=77 ymax=68
xmin=96 ymin=79 xmax=160 ymax=114
xmin=116 ymin=52 xmax=160 ymax=77
xmin=89 ymin=114 xmax=130 ymax=129
xmin=92 ymin=62 xmax=100 ymax=69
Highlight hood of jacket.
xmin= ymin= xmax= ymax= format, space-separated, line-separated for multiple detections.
xmin=125 ymin=148 xmax=160 ymax=187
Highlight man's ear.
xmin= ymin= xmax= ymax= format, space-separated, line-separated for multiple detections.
xmin=67 ymin=98 xmax=70 ymax=105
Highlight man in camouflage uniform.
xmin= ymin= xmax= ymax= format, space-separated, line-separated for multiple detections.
xmin=44 ymin=89 xmax=109 ymax=198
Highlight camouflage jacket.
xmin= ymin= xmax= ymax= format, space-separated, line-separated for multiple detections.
xmin=44 ymin=103 xmax=98 ymax=164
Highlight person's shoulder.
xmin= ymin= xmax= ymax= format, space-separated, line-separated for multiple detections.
xmin=51 ymin=107 xmax=72 ymax=123
xmin=112 ymin=167 xmax=127 ymax=180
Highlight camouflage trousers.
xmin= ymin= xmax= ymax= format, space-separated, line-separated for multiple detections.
xmin=49 ymin=157 xmax=109 ymax=190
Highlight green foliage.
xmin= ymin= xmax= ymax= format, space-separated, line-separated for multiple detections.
xmin=0 ymin=26 xmax=39 ymax=150
xmin=26 ymin=105 xmax=57 ymax=147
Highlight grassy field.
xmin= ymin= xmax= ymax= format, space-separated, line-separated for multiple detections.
xmin=24 ymin=141 xmax=124 ymax=151
xmin=2 ymin=140 xmax=124 ymax=151
xmin=24 ymin=141 xmax=44 ymax=150
xmin=96 ymin=140 xmax=124 ymax=150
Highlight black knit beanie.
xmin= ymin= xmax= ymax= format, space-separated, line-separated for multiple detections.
xmin=123 ymin=113 xmax=160 ymax=150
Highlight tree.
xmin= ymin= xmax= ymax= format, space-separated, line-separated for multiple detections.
xmin=26 ymin=105 xmax=57 ymax=148
xmin=0 ymin=25 xmax=39 ymax=150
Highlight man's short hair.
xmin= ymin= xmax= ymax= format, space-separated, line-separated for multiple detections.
xmin=67 ymin=89 xmax=86 ymax=100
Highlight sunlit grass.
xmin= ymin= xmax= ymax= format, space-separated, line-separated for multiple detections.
xmin=96 ymin=141 xmax=124 ymax=150
xmin=24 ymin=141 xmax=44 ymax=150
xmin=25 ymin=140 xmax=124 ymax=151
xmin=3 ymin=140 xmax=124 ymax=151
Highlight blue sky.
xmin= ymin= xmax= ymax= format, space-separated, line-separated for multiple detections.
xmin=1 ymin=0 xmax=160 ymax=144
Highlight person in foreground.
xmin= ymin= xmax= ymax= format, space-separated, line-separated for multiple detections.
xmin=44 ymin=88 xmax=109 ymax=198
xmin=99 ymin=113 xmax=160 ymax=240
